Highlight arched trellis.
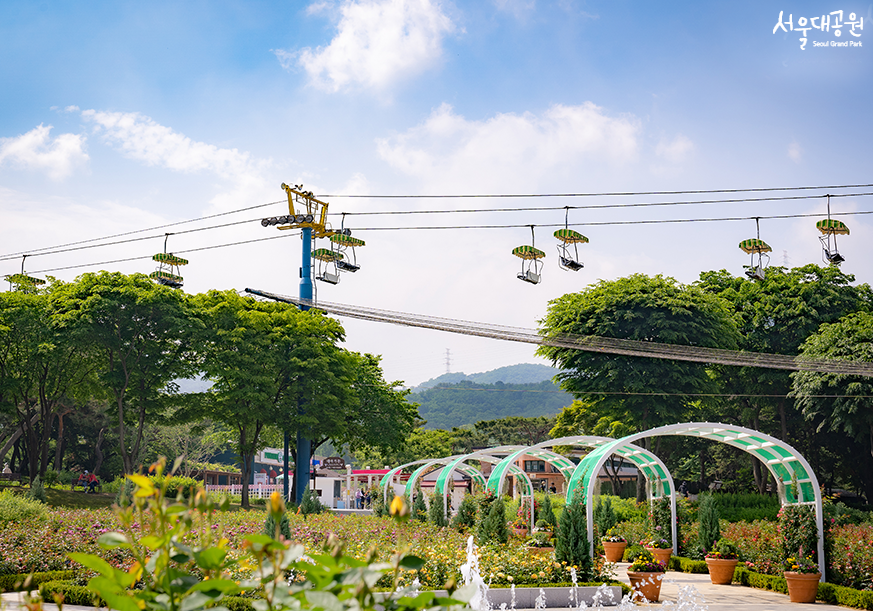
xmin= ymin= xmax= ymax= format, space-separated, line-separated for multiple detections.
xmin=566 ymin=423 xmax=825 ymax=579
xmin=379 ymin=457 xmax=487 ymax=507
xmin=433 ymin=447 xmax=537 ymax=526
xmin=488 ymin=436 xmax=677 ymax=552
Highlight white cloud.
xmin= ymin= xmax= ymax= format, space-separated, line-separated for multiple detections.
xmin=280 ymin=0 xmax=455 ymax=92
xmin=376 ymin=102 xmax=640 ymax=191
xmin=655 ymin=134 xmax=694 ymax=163
xmin=0 ymin=124 xmax=88 ymax=180
xmin=788 ymin=140 xmax=802 ymax=163
xmin=493 ymin=0 xmax=536 ymax=19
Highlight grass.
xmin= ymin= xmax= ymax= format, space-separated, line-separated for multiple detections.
xmin=0 ymin=481 xmax=115 ymax=509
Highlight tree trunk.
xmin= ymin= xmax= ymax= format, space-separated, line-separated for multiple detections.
xmin=93 ymin=428 xmax=105 ymax=474
xmin=699 ymin=448 xmax=706 ymax=491
xmin=0 ymin=414 xmax=39 ymax=464
xmin=53 ymin=410 xmax=67 ymax=472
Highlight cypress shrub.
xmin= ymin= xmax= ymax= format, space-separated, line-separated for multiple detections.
xmin=477 ymin=497 xmax=509 ymax=545
xmin=452 ymin=494 xmax=478 ymax=532
xmin=27 ymin=476 xmax=47 ymax=504
xmin=428 ymin=493 xmax=448 ymax=527
xmin=300 ymin=487 xmax=324 ymax=517
xmin=263 ymin=510 xmax=292 ymax=539
xmin=555 ymin=501 xmax=591 ymax=577
xmin=698 ymin=493 xmax=720 ymax=553
xmin=539 ymin=493 xmax=558 ymax=530
xmin=412 ymin=492 xmax=427 ymax=522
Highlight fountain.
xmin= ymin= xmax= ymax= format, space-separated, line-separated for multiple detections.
xmin=459 ymin=535 xmax=490 ymax=611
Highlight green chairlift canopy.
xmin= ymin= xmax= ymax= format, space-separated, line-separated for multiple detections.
xmin=312 ymin=248 xmax=343 ymax=262
xmin=4 ymin=273 xmax=45 ymax=286
xmin=738 ymin=238 xmax=772 ymax=254
xmin=512 ymin=245 xmax=546 ymax=260
xmin=152 ymin=253 xmax=189 ymax=266
xmin=330 ymin=234 xmax=366 ymax=247
xmin=553 ymin=229 xmax=589 ymax=244
xmin=816 ymin=219 xmax=850 ymax=235
xmin=150 ymin=271 xmax=184 ymax=284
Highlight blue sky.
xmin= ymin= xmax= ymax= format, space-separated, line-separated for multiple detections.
xmin=1 ymin=1 xmax=871 ymax=386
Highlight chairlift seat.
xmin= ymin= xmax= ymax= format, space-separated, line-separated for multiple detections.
xmin=517 ymin=270 xmax=541 ymax=284
xmin=317 ymin=272 xmax=340 ymax=285
xmin=825 ymin=250 xmax=845 ymax=264
xmin=336 ymin=260 xmax=360 ymax=272
xmin=560 ymin=257 xmax=584 ymax=271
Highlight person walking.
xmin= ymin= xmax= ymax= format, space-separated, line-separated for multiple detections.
xmin=355 ymin=488 xmax=363 ymax=509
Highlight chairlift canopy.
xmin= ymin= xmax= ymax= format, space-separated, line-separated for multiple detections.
xmin=512 ymin=245 xmax=546 ymax=260
xmin=553 ymin=229 xmax=589 ymax=244
xmin=816 ymin=219 xmax=850 ymax=235
xmin=330 ymin=234 xmax=365 ymax=247
xmin=152 ymin=253 xmax=188 ymax=266
xmin=312 ymin=248 xmax=343 ymax=262
xmin=738 ymin=238 xmax=772 ymax=254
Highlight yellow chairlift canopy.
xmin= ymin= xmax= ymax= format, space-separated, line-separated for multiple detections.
xmin=553 ymin=228 xmax=589 ymax=244
xmin=4 ymin=273 xmax=45 ymax=286
xmin=149 ymin=271 xmax=184 ymax=283
xmin=739 ymin=238 xmax=772 ymax=254
xmin=816 ymin=219 xmax=850 ymax=235
xmin=512 ymin=245 xmax=546 ymax=260
xmin=330 ymin=234 xmax=365 ymax=247
xmin=312 ymin=248 xmax=343 ymax=262
xmin=153 ymin=253 xmax=189 ymax=266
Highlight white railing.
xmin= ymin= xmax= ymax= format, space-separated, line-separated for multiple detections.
xmin=206 ymin=484 xmax=284 ymax=499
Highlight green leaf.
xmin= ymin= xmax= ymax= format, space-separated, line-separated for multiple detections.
xmin=189 ymin=579 xmax=240 ymax=596
xmin=140 ymin=534 xmax=169 ymax=550
xmin=398 ymin=555 xmax=425 ymax=570
xmin=304 ymin=591 xmax=342 ymax=611
xmin=68 ymin=552 xmax=116 ymax=578
xmin=194 ymin=548 xmax=227 ymax=571
xmin=97 ymin=532 xmax=131 ymax=550
xmin=88 ymin=577 xmax=142 ymax=611
xmin=180 ymin=592 xmax=213 ymax=611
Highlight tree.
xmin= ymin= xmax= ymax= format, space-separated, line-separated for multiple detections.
xmin=538 ymin=274 xmax=739 ymax=498
xmin=792 ymin=311 xmax=873 ymax=500
xmin=53 ymin=272 xmax=196 ymax=474
xmin=697 ymin=493 xmax=720 ymax=553
xmin=0 ymin=288 xmax=97 ymax=479
xmin=477 ymin=497 xmax=509 ymax=545
xmin=140 ymin=420 xmax=232 ymax=478
xmin=191 ymin=290 xmax=347 ymax=508
xmin=555 ymin=500 xmax=591 ymax=576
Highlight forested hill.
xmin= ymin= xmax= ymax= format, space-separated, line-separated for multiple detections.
xmin=412 ymin=378 xmax=573 ymax=430
xmin=414 ymin=363 xmax=559 ymax=391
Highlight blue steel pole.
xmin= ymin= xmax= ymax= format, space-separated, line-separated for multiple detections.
xmin=295 ymin=227 xmax=313 ymax=504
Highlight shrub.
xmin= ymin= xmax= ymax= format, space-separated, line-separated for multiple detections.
xmin=555 ymin=501 xmax=591 ymax=577
xmin=697 ymin=493 xmax=720 ymax=553
xmin=263 ymin=510 xmax=291 ymax=539
xmin=779 ymin=504 xmax=818 ymax=561
xmin=649 ymin=496 xmax=672 ymax=544
xmin=300 ymin=486 xmax=324 ymax=517
xmin=38 ymin=580 xmax=103 ymax=607
xmin=412 ymin=492 xmax=427 ymax=522
xmin=0 ymin=570 xmax=77 ymax=592
xmin=27 ymin=476 xmax=47 ymax=504
xmin=0 ymin=489 xmax=47 ymax=525
xmin=372 ymin=486 xmax=388 ymax=518
xmin=451 ymin=494 xmax=477 ymax=532
xmin=42 ymin=469 xmax=59 ymax=488
xmin=594 ymin=496 xmax=617 ymax=537
xmin=154 ymin=475 xmax=201 ymax=500
xmin=712 ymin=492 xmax=781 ymax=522
xmin=477 ymin=497 xmax=509 ymax=545
xmin=624 ymin=544 xmax=647 ymax=563
xmin=539 ymin=494 xmax=558 ymax=531
xmin=428 ymin=493 xmax=448 ymax=528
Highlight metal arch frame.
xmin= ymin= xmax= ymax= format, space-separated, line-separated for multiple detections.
xmin=378 ymin=457 xmax=487 ymax=507
xmin=433 ymin=447 xmax=537 ymax=527
xmin=518 ymin=436 xmax=678 ymax=556
xmin=567 ymin=422 xmax=825 ymax=579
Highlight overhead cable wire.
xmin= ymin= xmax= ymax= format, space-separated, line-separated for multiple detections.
xmin=0 ymin=200 xmax=285 ymax=259
xmin=28 ymin=231 xmax=301 ymax=275
xmin=3 ymin=183 xmax=871 ymax=260
xmin=405 ymin=386 xmax=873 ymax=399
xmin=244 ymin=289 xmax=873 ymax=379
xmin=319 ymin=182 xmax=873 ymax=198
xmin=329 ymin=191 xmax=873 ymax=216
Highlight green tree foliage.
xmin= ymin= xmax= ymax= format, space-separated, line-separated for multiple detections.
xmin=428 ymin=493 xmax=448 ymax=527
xmin=413 ymin=380 xmax=571 ymax=430
xmin=299 ymin=486 xmax=324 ymax=517
xmin=477 ymin=497 xmax=509 ymax=545
xmin=538 ymin=274 xmax=740 ymax=435
xmin=27 ymin=474 xmax=47 ymax=503
xmin=779 ymin=504 xmax=819 ymax=560
xmin=452 ymin=494 xmax=477 ymax=532
xmin=593 ymin=496 xmax=617 ymax=537
xmin=264 ymin=510 xmax=292 ymax=539
xmin=697 ymin=493 xmax=720 ymax=553
xmin=53 ymin=271 xmax=196 ymax=474
xmin=539 ymin=493 xmax=558 ymax=530
xmin=412 ymin=491 xmax=427 ymax=522
xmin=792 ymin=311 xmax=873 ymax=500
xmin=555 ymin=501 xmax=591 ymax=576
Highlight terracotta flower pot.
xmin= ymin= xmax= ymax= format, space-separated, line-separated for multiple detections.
xmin=602 ymin=540 xmax=627 ymax=562
xmin=783 ymin=571 xmax=821 ymax=603
xmin=646 ymin=546 xmax=673 ymax=567
xmin=529 ymin=546 xmax=555 ymax=555
xmin=627 ymin=570 xmax=664 ymax=602
xmin=705 ymin=557 xmax=738 ymax=585
xmin=512 ymin=527 xmax=529 ymax=538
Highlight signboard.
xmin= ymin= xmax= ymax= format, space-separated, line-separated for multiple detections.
xmin=322 ymin=456 xmax=346 ymax=471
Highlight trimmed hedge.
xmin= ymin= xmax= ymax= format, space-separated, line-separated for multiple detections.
xmin=0 ymin=570 xmax=77 ymax=593
xmin=733 ymin=567 xmax=873 ymax=610
xmin=37 ymin=581 xmax=104 ymax=607
xmin=668 ymin=556 xmax=708 ymax=574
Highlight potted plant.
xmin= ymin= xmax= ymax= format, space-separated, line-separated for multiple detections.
xmin=527 ymin=531 xmax=555 ymax=554
xmin=512 ymin=498 xmax=532 ymax=537
xmin=705 ymin=539 xmax=740 ymax=585
xmin=626 ymin=547 xmax=666 ymax=602
xmin=783 ymin=555 xmax=821 ymax=603
xmin=645 ymin=537 xmax=673 ymax=567
xmin=601 ymin=530 xmax=627 ymax=562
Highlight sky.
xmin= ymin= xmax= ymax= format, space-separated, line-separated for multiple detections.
xmin=1 ymin=0 xmax=872 ymax=388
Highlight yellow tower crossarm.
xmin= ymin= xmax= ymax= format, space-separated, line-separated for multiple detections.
xmin=279 ymin=183 xmax=336 ymax=239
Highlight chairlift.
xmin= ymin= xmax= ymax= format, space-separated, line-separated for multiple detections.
xmin=512 ymin=225 xmax=545 ymax=284
xmin=330 ymin=232 xmax=365 ymax=273
xmin=553 ymin=209 xmax=588 ymax=271
xmin=816 ymin=196 xmax=849 ymax=265
xmin=739 ymin=218 xmax=771 ymax=281
xmin=149 ymin=234 xmax=187 ymax=289
xmin=312 ymin=248 xmax=342 ymax=285
xmin=4 ymin=255 xmax=46 ymax=291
